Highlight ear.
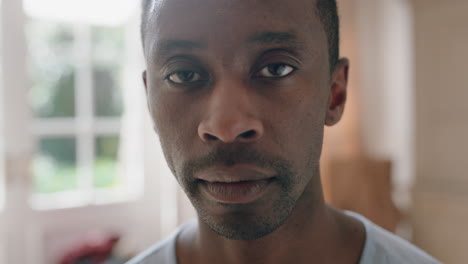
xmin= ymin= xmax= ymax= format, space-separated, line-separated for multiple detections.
xmin=142 ymin=70 xmax=151 ymax=110
xmin=142 ymin=70 xmax=148 ymax=93
xmin=325 ymin=58 xmax=349 ymax=126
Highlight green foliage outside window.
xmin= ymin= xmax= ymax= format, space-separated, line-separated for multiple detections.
xmin=94 ymin=136 xmax=121 ymax=189
xmin=33 ymin=138 xmax=78 ymax=194
xmin=29 ymin=21 xmax=126 ymax=195
xmin=28 ymin=21 xmax=76 ymax=118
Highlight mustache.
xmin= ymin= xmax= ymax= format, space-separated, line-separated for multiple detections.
xmin=180 ymin=146 xmax=293 ymax=181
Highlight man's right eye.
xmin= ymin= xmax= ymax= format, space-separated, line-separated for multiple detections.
xmin=167 ymin=71 xmax=202 ymax=84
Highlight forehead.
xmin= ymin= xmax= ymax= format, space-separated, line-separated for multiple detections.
xmin=144 ymin=0 xmax=325 ymax=57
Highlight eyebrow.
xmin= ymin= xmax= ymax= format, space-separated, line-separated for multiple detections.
xmin=247 ymin=31 xmax=300 ymax=46
xmin=154 ymin=39 xmax=205 ymax=58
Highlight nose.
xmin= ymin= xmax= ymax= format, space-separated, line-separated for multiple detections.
xmin=198 ymin=80 xmax=264 ymax=143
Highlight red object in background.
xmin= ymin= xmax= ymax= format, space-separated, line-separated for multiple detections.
xmin=58 ymin=233 xmax=120 ymax=264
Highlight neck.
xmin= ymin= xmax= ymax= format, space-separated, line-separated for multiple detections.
xmin=177 ymin=177 xmax=365 ymax=264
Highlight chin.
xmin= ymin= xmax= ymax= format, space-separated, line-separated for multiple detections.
xmin=195 ymin=195 xmax=296 ymax=241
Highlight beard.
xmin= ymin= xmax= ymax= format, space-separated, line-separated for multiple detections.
xmin=195 ymin=192 xmax=296 ymax=240
xmin=174 ymin=145 xmax=302 ymax=240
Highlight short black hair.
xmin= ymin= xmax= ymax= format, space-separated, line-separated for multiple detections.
xmin=140 ymin=0 xmax=339 ymax=70
xmin=316 ymin=0 xmax=340 ymax=70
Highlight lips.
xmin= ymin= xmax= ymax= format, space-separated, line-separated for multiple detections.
xmin=195 ymin=165 xmax=275 ymax=204
xmin=196 ymin=165 xmax=274 ymax=182
xmin=200 ymin=178 xmax=274 ymax=204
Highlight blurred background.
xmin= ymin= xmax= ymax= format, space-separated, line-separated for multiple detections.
xmin=0 ymin=0 xmax=466 ymax=263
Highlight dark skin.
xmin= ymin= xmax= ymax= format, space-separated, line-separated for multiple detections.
xmin=142 ymin=0 xmax=365 ymax=263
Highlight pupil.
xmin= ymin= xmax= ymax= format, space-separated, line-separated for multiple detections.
xmin=268 ymin=64 xmax=285 ymax=76
xmin=178 ymin=71 xmax=194 ymax=81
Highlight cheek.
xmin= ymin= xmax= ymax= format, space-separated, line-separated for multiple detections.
xmin=148 ymin=86 xmax=202 ymax=170
xmin=266 ymin=83 xmax=328 ymax=186
xmin=270 ymin=84 xmax=327 ymax=150
xmin=291 ymin=105 xmax=325 ymax=162
xmin=147 ymin=78 xmax=182 ymax=133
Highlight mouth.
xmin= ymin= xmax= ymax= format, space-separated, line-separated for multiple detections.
xmin=195 ymin=165 xmax=276 ymax=204
xmin=199 ymin=178 xmax=275 ymax=204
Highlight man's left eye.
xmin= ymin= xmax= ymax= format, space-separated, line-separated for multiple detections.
xmin=167 ymin=71 xmax=203 ymax=84
xmin=257 ymin=63 xmax=295 ymax=78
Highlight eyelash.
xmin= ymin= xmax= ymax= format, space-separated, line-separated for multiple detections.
xmin=164 ymin=62 xmax=297 ymax=86
xmin=255 ymin=63 xmax=296 ymax=79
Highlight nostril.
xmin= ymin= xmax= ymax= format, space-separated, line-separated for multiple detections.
xmin=204 ymin=133 xmax=218 ymax=141
xmin=239 ymin=130 xmax=257 ymax=139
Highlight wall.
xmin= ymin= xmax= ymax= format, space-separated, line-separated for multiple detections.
xmin=323 ymin=0 xmax=414 ymax=215
xmin=411 ymin=0 xmax=468 ymax=263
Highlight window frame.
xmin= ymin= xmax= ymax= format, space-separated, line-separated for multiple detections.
xmin=28 ymin=19 xmax=142 ymax=210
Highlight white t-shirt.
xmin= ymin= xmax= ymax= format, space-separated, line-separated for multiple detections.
xmin=126 ymin=211 xmax=441 ymax=264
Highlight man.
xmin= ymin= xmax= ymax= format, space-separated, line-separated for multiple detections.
xmin=128 ymin=0 xmax=441 ymax=263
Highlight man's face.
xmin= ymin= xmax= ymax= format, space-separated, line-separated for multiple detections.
xmin=143 ymin=0 xmax=345 ymax=240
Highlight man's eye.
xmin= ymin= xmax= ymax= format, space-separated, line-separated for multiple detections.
xmin=257 ymin=63 xmax=295 ymax=78
xmin=167 ymin=71 xmax=202 ymax=84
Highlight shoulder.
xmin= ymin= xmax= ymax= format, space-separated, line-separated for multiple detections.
xmin=345 ymin=211 xmax=442 ymax=264
xmin=125 ymin=220 xmax=197 ymax=264
xmin=125 ymin=233 xmax=177 ymax=264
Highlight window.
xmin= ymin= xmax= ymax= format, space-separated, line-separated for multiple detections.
xmin=26 ymin=1 xmax=143 ymax=209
